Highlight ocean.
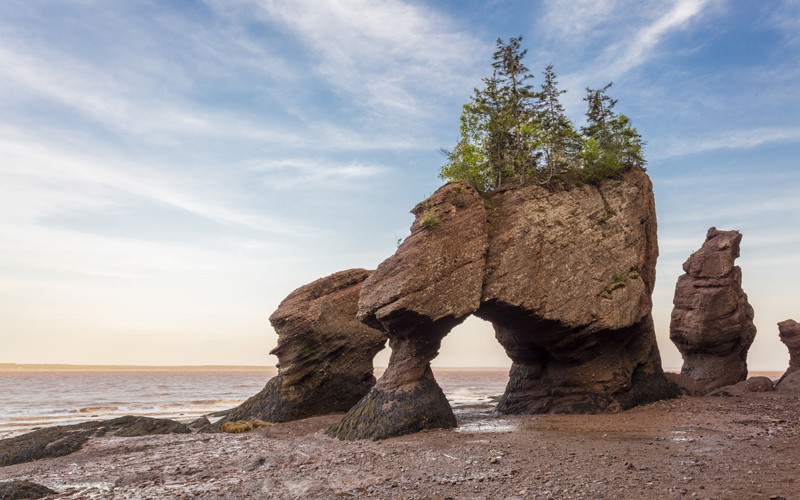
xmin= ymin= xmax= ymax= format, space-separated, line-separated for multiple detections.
xmin=0 ymin=368 xmax=510 ymax=439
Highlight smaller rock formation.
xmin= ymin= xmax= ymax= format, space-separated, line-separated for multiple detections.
xmin=0 ymin=416 xmax=190 ymax=467
xmin=708 ymin=376 xmax=774 ymax=397
xmin=670 ymin=228 xmax=757 ymax=393
xmin=777 ymin=319 xmax=800 ymax=383
xmin=221 ymin=269 xmax=386 ymax=424
xmin=776 ymin=370 xmax=800 ymax=393
xmin=0 ymin=480 xmax=57 ymax=499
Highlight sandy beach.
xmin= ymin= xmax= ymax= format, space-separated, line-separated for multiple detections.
xmin=2 ymin=390 xmax=798 ymax=499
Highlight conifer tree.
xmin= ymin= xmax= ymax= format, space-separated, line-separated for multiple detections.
xmin=534 ymin=64 xmax=582 ymax=182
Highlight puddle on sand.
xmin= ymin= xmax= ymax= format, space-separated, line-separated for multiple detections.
xmin=455 ymin=418 xmax=517 ymax=433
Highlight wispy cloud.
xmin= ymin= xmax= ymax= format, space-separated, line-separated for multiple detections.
xmin=0 ymin=132 xmax=314 ymax=236
xmin=652 ymin=126 xmax=800 ymax=159
xmin=243 ymin=0 xmax=486 ymax=119
xmin=249 ymin=158 xmax=391 ymax=190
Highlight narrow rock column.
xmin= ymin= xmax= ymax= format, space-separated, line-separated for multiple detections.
xmin=778 ymin=319 xmax=800 ymax=383
xmin=670 ymin=228 xmax=757 ymax=392
xmin=327 ymin=182 xmax=489 ymax=440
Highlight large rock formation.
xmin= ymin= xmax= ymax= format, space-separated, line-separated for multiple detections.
xmin=778 ymin=319 xmax=800 ymax=383
xmin=327 ymin=183 xmax=488 ymax=440
xmin=670 ymin=228 xmax=756 ymax=392
xmin=328 ymin=170 xmax=676 ymax=440
xmin=478 ymin=169 xmax=672 ymax=413
xmin=222 ymin=269 xmax=386 ymax=424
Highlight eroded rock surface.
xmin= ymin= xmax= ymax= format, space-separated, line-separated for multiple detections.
xmin=709 ymin=376 xmax=775 ymax=397
xmin=223 ymin=269 xmax=386 ymax=424
xmin=0 ymin=480 xmax=57 ymax=499
xmin=0 ymin=416 xmax=189 ymax=467
xmin=328 ymin=171 xmax=676 ymax=440
xmin=670 ymin=228 xmax=757 ymax=392
xmin=478 ymin=169 xmax=673 ymax=413
xmin=778 ymin=319 xmax=800 ymax=383
xmin=327 ymin=182 xmax=488 ymax=439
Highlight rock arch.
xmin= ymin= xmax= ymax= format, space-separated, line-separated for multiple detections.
xmin=327 ymin=171 xmax=677 ymax=440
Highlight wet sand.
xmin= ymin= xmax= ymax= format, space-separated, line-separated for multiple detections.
xmin=2 ymin=391 xmax=799 ymax=499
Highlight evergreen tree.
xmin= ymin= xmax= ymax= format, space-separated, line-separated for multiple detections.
xmin=534 ymin=64 xmax=582 ymax=182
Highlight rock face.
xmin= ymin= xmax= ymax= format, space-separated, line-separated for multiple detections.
xmin=0 ymin=416 xmax=190 ymax=467
xmin=328 ymin=171 xmax=676 ymax=440
xmin=0 ymin=480 xmax=57 ymax=499
xmin=478 ymin=169 xmax=672 ymax=414
xmin=328 ymin=183 xmax=488 ymax=440
xmin=223 ymin=269 xmax=386 ymax=424
xmin=670 ymin=228 xmax=757 ymax=392
xmin=778 ymin=319 xmax=800 ymax=383
xmin=776 ymin=370 xmax=800 ymax=393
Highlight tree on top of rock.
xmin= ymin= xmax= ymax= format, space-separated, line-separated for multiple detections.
xmin=440 ymin=37 xmax=646 ymax=191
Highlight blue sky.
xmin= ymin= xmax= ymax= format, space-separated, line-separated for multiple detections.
xmin=1 ymin=0 xmax=798 ymax=370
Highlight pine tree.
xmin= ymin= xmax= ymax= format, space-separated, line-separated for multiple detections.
xmin=534 ymin=64 xmax=582 ymax=182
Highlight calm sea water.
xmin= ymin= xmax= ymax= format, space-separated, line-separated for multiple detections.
xmin=0 ymin=368 xmax=510 ymax=439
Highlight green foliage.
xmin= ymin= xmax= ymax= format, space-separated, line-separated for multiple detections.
xmin=419 ymin=203 xmax=440 ymax=230
xmin=440 ymin=38 xmax=645 ymax=191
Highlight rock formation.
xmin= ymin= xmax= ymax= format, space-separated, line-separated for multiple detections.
xmin=777 ymin=319 xmax=800 ymax=383
xmin=0 ymin=480 xmax=57 ymax=499
xmin=708 ymin=376 xmax=774 ymax=396
xmin=221 ymin=269 xmax=386 ymax=424
xmin=776 ymin=370 xmax=800 ymax=393
xmin=0 ymin=416 xmax=190 ymax=467
xmin=327 ymin=183 xmax=488 ymax=440
xmin=328 ymin=170 xmax=676 ymax=440
xmin=670 ymin=228 xmax=757 ymax=392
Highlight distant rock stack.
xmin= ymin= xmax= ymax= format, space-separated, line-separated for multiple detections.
xmin=777 ymin=319 xmax=800 ymax=384
xmin=221 ymin=269 xmax=386 ymax=424
xmin=670 ymin=228 xmax=757 ymax=392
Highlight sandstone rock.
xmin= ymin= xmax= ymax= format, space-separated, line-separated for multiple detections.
xmin=223 ymin=269 xmax=386 ymax=424
xmin=670 ymin=228 xmax=757 ymax=392
xmin=708 ymin=376 xmax=775 ymax=397
xmin=778 ymin=319 xmax=800 ymax=383
xmin=329 ymin=172 xmax=676 ymax=440
xmin=0 ymin=416 xmax=190 ymax=467
xmin=479 ymin=169 xmax=674 ymax=413
xmin=775 ymin=370 xmax=800 ymax=393
xmin=328 ymin=182 xmax=488 ymax=439
xmin=0 ymin=480 xmax=57 ymax=499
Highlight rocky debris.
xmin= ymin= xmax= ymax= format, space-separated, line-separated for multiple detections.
xmin=330 ymin=171 xmax=677 ymax=440
xmin=0 ymin=480 xmax=56 ymax=499
xmin=670 ymin=228 xmax=757 ymax=393
xmin=478 ymin=169 xmax=675 ymax=413
xmin=222 ymin=269 xmax=386 ymax=425
xmin=0 ymin=416 xmax=190 ymax=467
xmin=328 ymin=183 xmax=488 ymax=440
xmin=778 ymin=319 xmax=800 ymax=383
xmin=708 ymin=376 xmax=775 ymax=397
xmin=776 ymin=370 xmax=800 ymax=393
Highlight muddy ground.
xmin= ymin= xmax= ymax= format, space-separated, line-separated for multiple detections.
xmin=1 ymin=392 xmax=799 ymax=499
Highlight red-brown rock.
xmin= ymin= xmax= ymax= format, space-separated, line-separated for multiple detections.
xmin=223 ymin=269 xmax=386 ymax=424
xmin=670 ymin=228 xmax=757 ymax=392
xmin=778 ymin=319 xmax=800 ymax=384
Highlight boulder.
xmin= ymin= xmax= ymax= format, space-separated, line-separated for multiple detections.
xmin=708 ymin=376 xmax=775 ymax=397
xmin=0 ymin=480 xmax=57 ymax=499
xmin=670 ymin=228 xmax=757 ymax=392
xmin=776 ymin=370 xmax=800 ymax=393
xmin=478 ymin=169 xmax=674 ymax=413
xmin=222 ymin=269 xmax=386 ymax=424
xmin=0 ymin=416 xmax=190 ymax=467
xmin=327 ymin=182 xmax=488 ymax=440
xmin=778 ymin=319 xmax=800 ymax=383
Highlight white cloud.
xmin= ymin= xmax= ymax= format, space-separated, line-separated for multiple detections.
xmin=246 ymin=0 xmax=486 ymax=118
xmin=653 ymin=126 xmax=800 ymax=159
xmin=0 ymin=132 xmax=314 ymax=236
xmin=249 ymin=158 xmax=390 ymax=190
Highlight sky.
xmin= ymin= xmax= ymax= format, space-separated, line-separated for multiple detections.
xmin=1 ymin=0 xmax=798 ymax=371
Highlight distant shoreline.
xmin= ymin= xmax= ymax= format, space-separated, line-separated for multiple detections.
xmin=0 ymin=363 xmax=276 ymax=372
